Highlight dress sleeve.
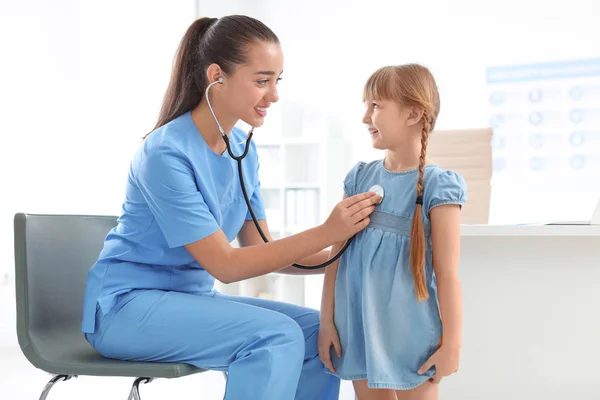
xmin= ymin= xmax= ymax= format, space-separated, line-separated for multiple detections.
xmin=343 ymin=161 xmax=366 ymax=197
xmin=425 ymin=170 xmax=468 ymax=217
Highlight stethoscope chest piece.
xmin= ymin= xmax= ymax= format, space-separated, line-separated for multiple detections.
xmin=369 ymin=184 xmax=384 ymax=204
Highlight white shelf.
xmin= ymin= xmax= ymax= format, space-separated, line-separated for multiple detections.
xmin=256 ymin=137 xmax=325 ymax=146
xmin=283 ymin=183 xmax=321 ymax=189
xmin=261 ymin=184 xmax=321 ymax=190
xmin=461 ymin=223 xmax=600 ymax=237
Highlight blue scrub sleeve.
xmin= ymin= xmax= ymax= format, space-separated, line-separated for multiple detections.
xmin=136 ymin=146 xmax=221 ymax=248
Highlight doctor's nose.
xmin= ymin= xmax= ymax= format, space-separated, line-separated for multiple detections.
xmin=266 ymin=86 xmax=279 ymax=103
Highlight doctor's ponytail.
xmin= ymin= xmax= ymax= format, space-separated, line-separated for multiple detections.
xmin=150 ymin=17 xmax=216 ymax=135
xmin=146 ymin=15 xmax=279 ymax=137
xmin=363 ymin=64 xmax=440 ymax=302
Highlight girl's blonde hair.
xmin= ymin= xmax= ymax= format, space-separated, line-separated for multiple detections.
xmin=363 ymin=64 xmax=440 ymax=302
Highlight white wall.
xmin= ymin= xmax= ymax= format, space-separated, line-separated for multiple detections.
xmin=265 ymin=0 xmax=600 ymax=225
xmin=0 ymin=0 xmax=197 ymax=337
xmin=0 ymin=0 xmax=196 ymax=278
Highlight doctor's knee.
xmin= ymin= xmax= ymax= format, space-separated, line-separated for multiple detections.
xmin=266 ymin=317 xmax=306 ymax=363
xmin=279 ymin=317 xmax=305 ymax=349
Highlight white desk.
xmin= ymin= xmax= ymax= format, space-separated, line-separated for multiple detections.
xmin=443 ymin=222 xmax=600 ymax=400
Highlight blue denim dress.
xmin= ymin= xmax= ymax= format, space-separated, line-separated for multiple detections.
xmin=326 ymin=160 xmax=467 ymax=390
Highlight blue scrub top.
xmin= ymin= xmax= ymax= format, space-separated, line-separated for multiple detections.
xmin=81 ymin=112 xmax=266 ymax=333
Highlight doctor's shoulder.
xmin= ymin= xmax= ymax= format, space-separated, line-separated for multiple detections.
xmin=132 ymin=123 xmax=200 ymax=176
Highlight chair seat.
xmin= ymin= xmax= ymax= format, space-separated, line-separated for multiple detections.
xmin=21 ymin=328 xmax=205 ymax=379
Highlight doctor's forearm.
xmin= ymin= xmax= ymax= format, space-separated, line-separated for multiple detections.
xmin=222 ymin=225 xmax=334 ymax=283
xmin=277 ymin=249 xmax=331 ymax=275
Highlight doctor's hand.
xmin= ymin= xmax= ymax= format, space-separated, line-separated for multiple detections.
xmin=323 ymin=192 xmax=380 ymax=243
xmin=318 ymin=321 xmax=342 ymax=372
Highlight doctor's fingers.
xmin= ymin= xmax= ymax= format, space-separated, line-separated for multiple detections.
xmin=349 ymin=206 xmax=375 ymax=227
xmin=341 ymin=192 xmax=378 ymax=208
xmin=346 ymin=196 xmax=380 ymax=218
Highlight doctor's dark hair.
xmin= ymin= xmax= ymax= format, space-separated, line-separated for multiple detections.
xmin=147 ymin=15 xmax=279 ymax=136
xmin=363 ymin=64 xmax=440 ymax=302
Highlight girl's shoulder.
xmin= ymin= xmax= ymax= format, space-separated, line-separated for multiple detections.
xmin=342 ymin=160 xmax=381 ymax=197
xmin=423 ymin=166 xmax=468 ymax=217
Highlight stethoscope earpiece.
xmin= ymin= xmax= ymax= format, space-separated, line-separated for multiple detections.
xmin=217 ymin=76 xmax=223 ymax=84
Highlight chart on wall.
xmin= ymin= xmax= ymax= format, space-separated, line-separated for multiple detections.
xmin=486 ymin=58 xmax=600 ymax=187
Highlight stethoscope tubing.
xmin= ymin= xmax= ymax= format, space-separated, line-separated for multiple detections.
xmin=206 ymin=79 xmax=351 ymax=270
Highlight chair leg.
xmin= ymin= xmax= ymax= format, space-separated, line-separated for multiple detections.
xmin=127 ymin=377 xmax=153 ymax=400
xmin=39 ymin=374 xmax=77 ymax=400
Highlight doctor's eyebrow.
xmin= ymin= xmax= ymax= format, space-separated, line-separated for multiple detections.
xmin=254 ymin=70 xmax=284 ymax=76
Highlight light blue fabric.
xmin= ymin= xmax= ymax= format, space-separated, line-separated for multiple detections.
xmin=327 ymin=159 xmax=467 ymax=390
xmin=82 ymin=111 xmax=266 ymax=334
xmin=85 ymin=289 xmax=340 ymax=400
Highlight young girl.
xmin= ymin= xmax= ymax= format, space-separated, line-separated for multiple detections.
xmin=318 ymin=64 xmax=466 ymax=400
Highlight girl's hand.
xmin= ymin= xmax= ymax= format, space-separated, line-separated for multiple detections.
xmin=318 ymin=322 xmax=342 ymax=372
xmin=418 ymin=345 xmax=460 ymax=383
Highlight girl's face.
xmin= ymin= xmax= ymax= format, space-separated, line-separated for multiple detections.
xmin=362 ymin=99 xmax=417 ymax=150
xmin=363 ymin=100 xmax=402 ymax=150
xmin=219 ymin=41 xmax=283 ymax=128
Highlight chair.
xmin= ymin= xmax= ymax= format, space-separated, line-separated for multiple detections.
xmin=13 ymin=213 xmax=215 ymax=399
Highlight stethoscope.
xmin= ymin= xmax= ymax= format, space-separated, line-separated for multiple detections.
xmin=205 ymin=77 xmax=384 ymax=270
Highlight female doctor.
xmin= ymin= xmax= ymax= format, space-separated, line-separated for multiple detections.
xmin=81 ymin=15 xmax=380 ymax=400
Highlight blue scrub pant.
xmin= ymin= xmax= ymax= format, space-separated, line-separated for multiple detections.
xmin=85 ymin=289 xmax=340 ymax=400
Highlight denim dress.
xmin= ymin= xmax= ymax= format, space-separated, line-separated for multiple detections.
xmin=326 ymin=160 xmax=467 ymax=390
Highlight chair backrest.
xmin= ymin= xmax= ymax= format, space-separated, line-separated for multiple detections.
xmin=14 ymin=213 xmax=117 ymax=350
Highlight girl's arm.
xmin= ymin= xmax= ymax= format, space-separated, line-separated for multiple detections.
xmin=430 ymin=204 xmax=463 ymax=349
xmin=318 ymin=239 xmax=345 ymax=372
xmin=320 ymin=240 xmax=345 ymax=323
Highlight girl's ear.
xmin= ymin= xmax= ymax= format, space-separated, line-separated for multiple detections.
xmin=406 ymin=106 xmax=425 ymax=127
